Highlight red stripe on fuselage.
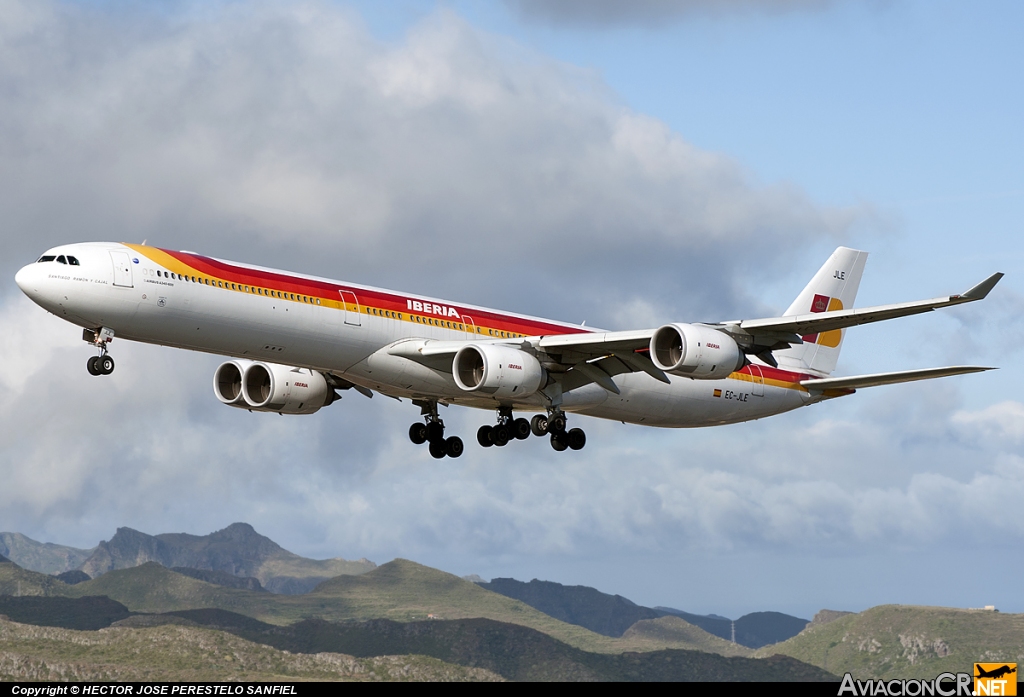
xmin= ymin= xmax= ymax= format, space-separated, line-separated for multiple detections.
xmin=158 ymin=248 xmax=590 ymax=338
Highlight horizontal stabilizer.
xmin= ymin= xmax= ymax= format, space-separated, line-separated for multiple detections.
xmin=800 ymin=366 xmax=995 ymax=391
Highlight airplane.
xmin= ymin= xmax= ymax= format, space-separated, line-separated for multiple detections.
xmin=14 ymin=243 xmax=1001 ymax=458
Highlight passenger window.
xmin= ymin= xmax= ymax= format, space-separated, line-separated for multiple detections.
xmin=67 ymin=256 xmax=80 ymax=266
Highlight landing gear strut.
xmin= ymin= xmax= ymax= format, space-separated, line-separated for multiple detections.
xmin=84 ymin=328 xmax=115 ymax=376
xmin=408 ymin=400 xmax=463 ymax=459
xmin=477 ymin=407 xmax=584 ymax=451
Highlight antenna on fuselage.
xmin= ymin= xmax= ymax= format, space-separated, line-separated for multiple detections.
xmin=141 ymin=239 xmax=148 ymax=246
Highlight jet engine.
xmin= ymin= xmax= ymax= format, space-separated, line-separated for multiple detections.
xmin=452 ymin=344 xmax=545 ymax=400
xmin=213 ymin=359 xmax=338 ymax=414
xmin=649 ymin=323 xmax=745 ymax=380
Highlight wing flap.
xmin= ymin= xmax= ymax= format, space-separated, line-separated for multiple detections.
xmin=800 ymin=366 xmax=994 ymax=391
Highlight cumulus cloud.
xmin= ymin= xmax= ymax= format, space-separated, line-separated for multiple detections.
xmin=0 ymin=0 xmax=857 ymax=329
xmin=504 ymin=0 xmax=842 ymax=27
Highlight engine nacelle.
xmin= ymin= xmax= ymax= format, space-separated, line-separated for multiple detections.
xmin=452 ymin=344 xmax=545 ymax=400
xmin=649 ymin=323 xmax=745 ymax=380
xmin=214 ymin=360 xmax=337 ymax=414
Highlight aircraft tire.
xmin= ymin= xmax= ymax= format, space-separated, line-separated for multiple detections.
xmin=445 ymin=436 xmax=464 ymax=458
xmin=492 ymin=425 xmax=510 ymax=447
xmin=477 ymin=425 xmax=493 ymax=447
xmin=550 ymin=432 xmax=568 ymax=452
xmin=548 ymin=413 xmax=567 ymax=434
xmin=530 ymin=414 xmax=548 ymax=436
xmin=98 ymin=355 xmax=115 ymax=375
xmin=567 ymin=428 xmax=586 ymax=451
xmin=512 ymin=418 xmax=531 ymax=440
xmin=426 ymin=421 xmax=445 ymax=443
xmin=87 ymin=356 xmax=101 ymax=376
xmin=409 ymin=423 xmax=428 ymax=445
xmin=428 ymin=440 xmax=447 ymax=459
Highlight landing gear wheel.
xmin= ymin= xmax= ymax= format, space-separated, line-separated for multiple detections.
xmin=445 ymin=436 xmax=464 ymax=458
xmin=511 ymin=418 xmax=531 ymax=440
xmin=428 ymin=440 xmax=447 ymax=459
xmin=87 ymin=356 xmax=101 ymax=376
xmin=567 ymin=428 xmax=586 ymax=451
xmin=426 ymin=421 xmax=445 ymax=443
xmin=530 ymin=414 xmax=549 ymax=436
xmin=550 ymin=432 xmax=568 ymax=452
xmin=491 ymin=425 xmax=510 ymax=447
xmin=477 ymin=425 xmax=493 ymax=448
xmin=548 ymin=413 xmax=567 ymax=434
xmin=409 ymin=423 xmax=428 ymax=445
xmin=98 ymin=355 xmax=115 ymax=375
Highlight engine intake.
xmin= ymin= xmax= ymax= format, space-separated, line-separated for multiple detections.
xmin=214 ymin=359 xmax=337 ymax=414
xmin=650 ymin=323 xmax=745 ymax=380
xmin=452 ymin=345 xmax=545 ymax=400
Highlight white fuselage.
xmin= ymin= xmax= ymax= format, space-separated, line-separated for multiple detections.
xmin=15 ymin=242 xmax=822 ymax=428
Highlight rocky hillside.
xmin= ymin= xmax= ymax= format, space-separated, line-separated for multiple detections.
xmin=77 ymin=523 xmax=375 ymax=593
xmin=759 ymin=604 xmax=1024 ymax=679
xmin=0 ymin=533 xmax=94 ymax=575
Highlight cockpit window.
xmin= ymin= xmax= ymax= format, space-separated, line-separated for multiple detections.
xmin=56 ymin=255 xmax=67 ymax=264
xmin=37 ymin=255 xmax=56 ymax=263
xmin=67 ymin=256 xmax=80 ymax=266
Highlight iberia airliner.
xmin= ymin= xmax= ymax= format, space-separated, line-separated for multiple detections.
xmin=15 ymin=243 xmax=1001 ymax=458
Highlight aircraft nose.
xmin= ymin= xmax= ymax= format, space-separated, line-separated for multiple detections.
xmin=14 ymin=263 xmax=37 ymax=297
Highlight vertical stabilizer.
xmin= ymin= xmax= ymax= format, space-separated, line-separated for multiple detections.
xmin=775 ymin=247 xmax=868 ymax=375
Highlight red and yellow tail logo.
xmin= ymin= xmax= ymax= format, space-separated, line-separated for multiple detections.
xmin=801 ymin=293 xmax=843 ymax=348
xmin=975 ymin=663 xmax=1017 ymax=696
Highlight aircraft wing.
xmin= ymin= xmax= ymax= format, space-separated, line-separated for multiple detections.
xmin=720 ymin=272 xmax=1003 ymax=339
xmin=799 ymin=366 xmax=994 ymax=391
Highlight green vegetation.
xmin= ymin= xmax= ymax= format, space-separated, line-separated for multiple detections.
xmin=620 ymin=616 xmax=752 ymax=657
xmin=0 ymin=559 xmax=68 ymax=597
xmin=758 ymin=605 xmax=1024 ymax=679
xmin=0 ymin=616 xmax=501 ymax=681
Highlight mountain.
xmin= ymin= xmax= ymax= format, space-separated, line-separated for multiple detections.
xmin=76 ymin=523 xmax=375 ymax=593
xmin=0 ymin=532 xmax=95 ymax=575
xmin=482 ymin=578 xmax=809 ymax=648
xmin=479 ymin=577 xmax=664 ymax=637
xmin=170 ymin=567 xmax=265 ymax=592
xmin=59 ymin=559 xmax=744 ymax=656
xmin=759 ymin=604 xmax=1024 ymax=679
xmin=0 ymin=557 xmax=68 ymax=597
xmin=53 ymin=570 xmax=91 ymax=585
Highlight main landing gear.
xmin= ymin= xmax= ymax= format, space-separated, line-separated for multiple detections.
xmin=84 ymin=327 xmax=115 ymax=376
xmin=477 ymin=407 xmax=586 ymax=452
xmin=408 ymin=400 xmax=463 ymax=459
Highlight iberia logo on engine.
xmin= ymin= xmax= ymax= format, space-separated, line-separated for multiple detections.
xmin=975 ymin=663 xmax=1017 ymax=696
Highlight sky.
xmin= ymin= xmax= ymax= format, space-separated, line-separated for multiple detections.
xmin=1 ymin=0 xmax=1022 ymax=620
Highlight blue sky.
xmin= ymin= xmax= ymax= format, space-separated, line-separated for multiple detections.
xmin=0 ymin=0 xmax=1021 ymax=620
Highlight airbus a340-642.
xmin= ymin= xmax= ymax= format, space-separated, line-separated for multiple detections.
xmin=15 ymin=243 xmax=1001 ymax=458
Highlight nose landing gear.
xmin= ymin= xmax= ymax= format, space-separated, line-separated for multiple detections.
xmin=84 ymin=328 xmax=116 ymax=376
xmin=408 ymin=400 xmax=463 ymax=459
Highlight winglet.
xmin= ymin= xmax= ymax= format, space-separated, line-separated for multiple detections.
xmin=960 ymin=272 xmax=1004 ymax=300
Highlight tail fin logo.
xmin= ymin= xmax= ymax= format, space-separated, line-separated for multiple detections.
xmin=802 ymin=293 xmax=844 ymax=348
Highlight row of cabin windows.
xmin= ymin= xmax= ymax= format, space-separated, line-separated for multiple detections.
xmin=147 ymin=267 xmax=525 ymax=337
xmin=150 ymin=268 xmax=322 ymax=305
xmin=407 ymin=312 xmax=522 ymax=338
xmin=37 ymin=255 xmax=80 ymax=266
